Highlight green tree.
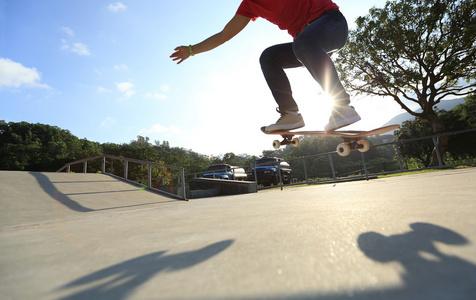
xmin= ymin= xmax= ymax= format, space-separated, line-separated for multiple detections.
xmin=113 ymin=136 xmax=166 ymax=183
xmin=451 ymin=94 xmax=476 ymax=128
xmin=394 ymin=94 xmax=476 ymax=165
xmin=0 ymin=121 xmax=101 ymax=171
xmin=395 ymin=118 xmax=435 ymax=166
xmin=153 ymin=140 xmax=210 ymax=173
xmin=441 ymin=94 xmax=476 ymax=159
xmin=221 ymin=152 xmax=237 ymax=165
xmin=336 ymin=0 xmax=476 ymax=166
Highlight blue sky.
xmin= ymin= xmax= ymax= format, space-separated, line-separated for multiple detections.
xmin=1 ymin=0 xmax=412 ymax=156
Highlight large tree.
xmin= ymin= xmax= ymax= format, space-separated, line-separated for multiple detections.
xmin=336 ymin=0 xmax=476 ymax=165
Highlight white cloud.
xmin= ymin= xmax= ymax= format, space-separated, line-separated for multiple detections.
xmin=108 ymin=2 xmax=127 ymax=12
xmin=71 ymin=43 xmax=91 ymax=56
xmin=161 ymin=85 xmax=170 ymax=92
xmin=61 ymin=41 xmax=91 ymax=56
xmin=144 ymin=85 xmax=170 ymax=100
xmin=0 ymin=58 xmax=51 ymax=89
xmin=61 ymin=26 xmax=75 ymax=37
xmin=116 ymin=81 xmax=134 ymax=92
xmin=115 ymin=81 xmax=135 ymax=99
xmin=139 ymin=124 xmax=181 ymax=134
xmin=60 ymin=26 xmax=91 ymax=56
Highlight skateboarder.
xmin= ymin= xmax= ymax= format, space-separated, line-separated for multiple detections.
xmin=170 ymin=0 xmax=361 ymax=132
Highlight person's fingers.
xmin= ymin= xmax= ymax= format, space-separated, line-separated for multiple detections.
xmin=170 ymin=46 xmax=189 ymax=64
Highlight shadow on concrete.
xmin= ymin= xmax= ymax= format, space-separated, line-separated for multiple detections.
xmin=57 ymin=239 xmax=234 ymax=300
xmin=353 ymin=222 xmax=476 ymax=299
xmin=276 ymin=223 xmax=476 ymax=300
xmin=30 ymin=172 xmax=94 ymax=212
xmin=29 ymin=172 xmax=178 ymax=213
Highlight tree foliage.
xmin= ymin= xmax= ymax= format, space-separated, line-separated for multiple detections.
xmin=336 ymin=0 xmax=476 ymax=165
xmin=337 ymin=0 xmax=475 ymax=105
xmin=0 ymin=121 xmax=102 ymax=171
xmin=394 ymin=94 xmax=476 ymax=165
xmin=394 ymin=118 xmax=436 ymax=166
xmin=446 ymin=93 xmax=476 ymax=159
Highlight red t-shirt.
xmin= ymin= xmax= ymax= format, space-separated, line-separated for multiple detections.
xmin=236 ymin=0 xmax=339 ymax=38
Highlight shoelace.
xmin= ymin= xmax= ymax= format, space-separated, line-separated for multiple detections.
xmin=276 ymin=107 xmax=296 ymax=118
xmin=275 ymin=108 xmax=288 ymax=122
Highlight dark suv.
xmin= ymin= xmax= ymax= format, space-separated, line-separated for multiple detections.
xmin=247 ymin=157 xmax=292 ymax=186
xmin=203 ymin=164 xmax=247 ymax=180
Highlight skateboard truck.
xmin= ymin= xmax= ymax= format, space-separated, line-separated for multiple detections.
xmin=272 ymin=135 xmax=300 ymax=149
xmin=336 ymin=138 xmax=370 ymax=156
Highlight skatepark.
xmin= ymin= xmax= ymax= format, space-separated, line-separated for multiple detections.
xmin=1 ymin=168 xmax=475 ymax=299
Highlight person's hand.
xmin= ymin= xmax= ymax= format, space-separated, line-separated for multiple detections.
xmin=170 ymin=46 xmax=190 ymax=64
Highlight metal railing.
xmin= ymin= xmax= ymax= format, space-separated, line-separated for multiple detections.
xmin=249 ymin=128 xmax=476 ymax=190
xmin=57 ymin=155 xmax=187 ymax=200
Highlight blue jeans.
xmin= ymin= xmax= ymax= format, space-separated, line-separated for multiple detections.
xmin=259 ymin=9 xmax=350 ymax=112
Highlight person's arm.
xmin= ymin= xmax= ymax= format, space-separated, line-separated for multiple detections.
xmin=170 ymin=14 xmax=251 ymax=64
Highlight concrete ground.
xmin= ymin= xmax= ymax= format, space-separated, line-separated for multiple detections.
xmin=1 ymin=168 xmax=475 ymax=300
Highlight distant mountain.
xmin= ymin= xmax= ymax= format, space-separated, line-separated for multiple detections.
xmin=382 ymin=97 xmax=466 ymax=126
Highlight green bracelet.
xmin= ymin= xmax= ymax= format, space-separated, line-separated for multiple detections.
xmin=188 ymin=45 xmax=195 ymax=56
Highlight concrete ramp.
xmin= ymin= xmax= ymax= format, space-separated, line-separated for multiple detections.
xmin=0 ymin=171 xmax=182 ymax=228
xmin=1 ymin=169 xmax=476 ymax=300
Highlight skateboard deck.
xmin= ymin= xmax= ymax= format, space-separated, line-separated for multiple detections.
xmin=261 ymin=124 xmax=400 ymax=156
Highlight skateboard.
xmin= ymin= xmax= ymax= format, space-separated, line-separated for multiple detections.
xmin=261 ymin=124 xmax=400 ymax=156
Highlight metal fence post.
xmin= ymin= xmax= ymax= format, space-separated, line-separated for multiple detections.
xmin=83 ymin=161 xmax=87 ymax=173
xmin=432 ymin=136 xmax=443 ymax=167
xmin=277 ymin=162 xmax=283 ymax=190
xmin=148 ymin=164 xmax=152 ymax=188
xmin=124 ymin=160 xmax=128 ymax=180
xmin=181 ymin=168 xmax=187 ymax=200
xmin=395 ymin=142 xmax=404 ymax=171
xmin=101 ymin=156 xmax=106 ymax=173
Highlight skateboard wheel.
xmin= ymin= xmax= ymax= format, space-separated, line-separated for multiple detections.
xmin=337 ymin=143 xmax=351 ymax=156
xmin=292 ymin=137 xmax=300 ymax=147
xmin=357 ymin=140 xmax=370 ymax=152
xmin=273 ymin=140 xmax=281 ymax=149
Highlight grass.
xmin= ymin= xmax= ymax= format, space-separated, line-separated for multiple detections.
xmin=377 ymin=164 xmax=475 ymax=179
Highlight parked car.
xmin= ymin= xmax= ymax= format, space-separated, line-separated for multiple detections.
xmin=203 ymin=164 xmax=247 ymax=180
xmin=247 ymin=157 xmax=292 ymax=186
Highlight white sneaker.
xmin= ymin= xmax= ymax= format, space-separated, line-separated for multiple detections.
xmin=263 ymin=110 xmax=305 ymax=132
xmin=324 ymin=105 xmax=361 ymax=131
